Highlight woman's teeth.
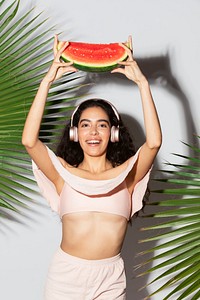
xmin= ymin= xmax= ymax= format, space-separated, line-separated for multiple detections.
xmin=87 ymin=140 xmax=100 ymax=144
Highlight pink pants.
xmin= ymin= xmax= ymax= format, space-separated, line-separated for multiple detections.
xmin=44 ymin=247 xmax=126 ymax=300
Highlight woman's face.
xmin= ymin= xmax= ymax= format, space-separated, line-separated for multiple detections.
xmin=77 ymin=106 xmax=111 ymax=158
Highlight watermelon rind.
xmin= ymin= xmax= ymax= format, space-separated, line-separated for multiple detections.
xmin=58 ymin=42 xmax=128 ymax=73
xmin=60 ymin=57 xmax=127 ymax=72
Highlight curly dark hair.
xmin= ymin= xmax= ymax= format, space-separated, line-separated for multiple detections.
xmin=56 ymin=98 xmax=136 ymax=167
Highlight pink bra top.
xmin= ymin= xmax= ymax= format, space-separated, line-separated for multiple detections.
xmin=32 ymin=146 xmax=152 ymax=220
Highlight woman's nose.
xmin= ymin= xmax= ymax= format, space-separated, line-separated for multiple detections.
xmin=90 ymin=126 xmax=99 ymax=135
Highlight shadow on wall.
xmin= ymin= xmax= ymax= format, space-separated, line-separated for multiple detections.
xmin=137 ymin=55 xmax=197 ymax=146
xmin=86 ymin=54 xmax=198 ymax=299
xmin=121 ymin=114 xmax=163 ymax=300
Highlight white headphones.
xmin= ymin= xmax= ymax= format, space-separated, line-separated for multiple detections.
xmin=69 ymin=100 xmax=120 ymax=143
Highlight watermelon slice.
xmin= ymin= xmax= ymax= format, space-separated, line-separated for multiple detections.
xmin=57 ymin=41 xmax=128 ymax=72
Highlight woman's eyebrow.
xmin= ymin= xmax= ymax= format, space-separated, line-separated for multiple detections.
xmin=79 ymin=119 xmax=110 ymax=124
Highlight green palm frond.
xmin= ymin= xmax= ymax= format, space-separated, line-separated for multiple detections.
xmin=139 ymin=136 xmax=200 ymax=299
xmin=0 ymin=0 xmax=86 ymax=216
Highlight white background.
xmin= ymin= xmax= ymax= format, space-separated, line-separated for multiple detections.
xmin=0 ymin=0 xmax=200 ymax=299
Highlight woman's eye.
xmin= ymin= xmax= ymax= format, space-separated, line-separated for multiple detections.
xmin=99 ymin=123 xmax=108 ymax=128
xmin=81 ymin=123 xmax=89 ymax=128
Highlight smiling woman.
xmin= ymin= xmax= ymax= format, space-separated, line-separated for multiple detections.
xmin=77 ymin=106 xmax=111 ymax=161
xmin=22 ymin=34 xmax=162 ymax=299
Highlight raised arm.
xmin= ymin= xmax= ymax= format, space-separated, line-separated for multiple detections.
xmin=111 ymin=36 xmax=162 ymax=192
xmin=22 ymin=35 xmax=77 ymax=193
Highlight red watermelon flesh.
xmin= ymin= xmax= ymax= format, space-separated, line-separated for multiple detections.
xmin=58 ymin=41 xmax=128 ymax=72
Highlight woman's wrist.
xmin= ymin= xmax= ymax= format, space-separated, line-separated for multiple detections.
xmin=136 ymin=76 xmax=149 ymax=89
xmin=41 ymin=76 xmax=53 ymax=88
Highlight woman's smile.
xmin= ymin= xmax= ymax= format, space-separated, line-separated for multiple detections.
xmin=86 ymin=139 xmax=101 ymax=145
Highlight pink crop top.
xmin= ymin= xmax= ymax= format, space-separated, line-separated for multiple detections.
xmin=32 ymin=146 xmax=152 ymax=220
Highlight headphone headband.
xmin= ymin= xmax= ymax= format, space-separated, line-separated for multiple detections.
xmin=70 ymin=99 xmax=120 ymax=127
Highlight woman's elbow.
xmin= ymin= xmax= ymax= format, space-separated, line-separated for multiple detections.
xmin=147 ymin=136 xmax=162 ymax=150
xmin=154 ymin=138 xmax=162 ymax=149
xmin=21 ymin=135 xmax=37 ymax=149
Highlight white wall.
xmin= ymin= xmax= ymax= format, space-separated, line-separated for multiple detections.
xmin=1 ymin=0 xmax=200 ymax=299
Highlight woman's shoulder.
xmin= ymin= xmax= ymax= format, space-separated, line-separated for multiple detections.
xmin=57 ymin=156 xmax=66 ymax=167
xmin=57 ymin=156 xmax=72 ymax=169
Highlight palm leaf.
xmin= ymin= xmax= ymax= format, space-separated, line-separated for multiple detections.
xmin=138 ymin=137 xmax=200 ymax=299
xmin=0 ymin=0 xmax=86 ymax=216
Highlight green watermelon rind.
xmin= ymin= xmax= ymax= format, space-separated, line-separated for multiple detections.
xmin=61 ymin=55 xmax=128 ymax=72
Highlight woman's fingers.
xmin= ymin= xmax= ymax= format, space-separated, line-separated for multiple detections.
xmin=65 ymin=66 xmax=78 ymax=73
xmin=59 ymin=41 xmax=69 ymax=54
xmin=119 ymin=42 xmax=133 ymax=61
xmin=128 ymin=35 xmax=133 ymax=51
xmin=59 ymin=61 xmax=78 ymax=72
xmin=55 ymin=43 xmax=68 ymax=61
xmin=53 ymin=34 xmax=70 ymax=61
xmin=58 ymin=61 xmax=74 ymax=67
xmin=111 ymin=67 xmax=125 ymax=75
xmin=53 ymin=34 xmax=62 ymax=58
xmin=117 ymin=60 xmax=134 ymax=66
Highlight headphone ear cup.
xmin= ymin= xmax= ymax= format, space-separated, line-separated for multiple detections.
xmin=69 ymin=126 xmax=78 ymax=142
xmin=110 ymin=126 xmax=119 ymax=143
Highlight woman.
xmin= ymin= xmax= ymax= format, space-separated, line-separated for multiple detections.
xmin=22 ymin=35 xmax=162 ymax=299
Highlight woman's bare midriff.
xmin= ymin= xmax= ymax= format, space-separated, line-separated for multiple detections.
xmin=60 ymin=212 xmax=128 ymax=260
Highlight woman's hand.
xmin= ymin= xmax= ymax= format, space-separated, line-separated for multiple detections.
xmin=43 ymin=34 xmax=78 ymax=84
xmin=111 ymin=36 xmax=146 ymax=85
